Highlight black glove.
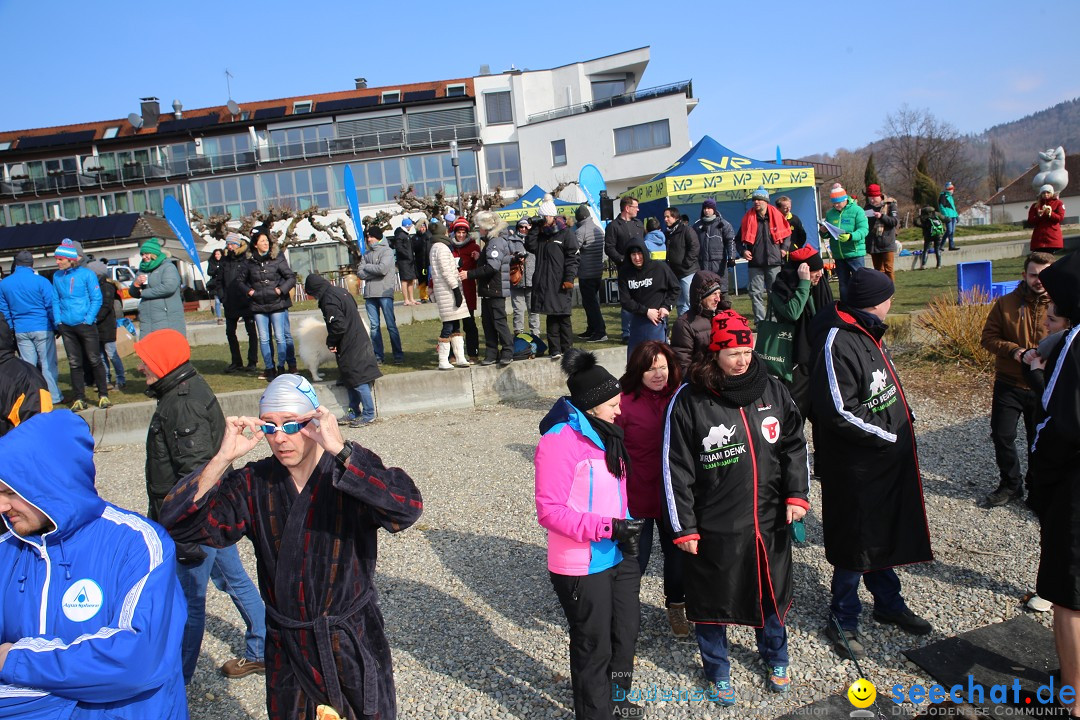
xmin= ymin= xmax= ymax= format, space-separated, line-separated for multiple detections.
xmin=611 ymin=518 xmax=645 ymax=558
xmin=452 ymin=287 xmax=464 ymax=308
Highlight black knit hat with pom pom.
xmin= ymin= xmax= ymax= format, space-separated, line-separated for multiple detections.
xmin=562 ymin=349 xmax=621 ymax=411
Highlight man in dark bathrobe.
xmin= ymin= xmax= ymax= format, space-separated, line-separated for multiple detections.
xmin=160 ymin=374 xmax=423 ymax=720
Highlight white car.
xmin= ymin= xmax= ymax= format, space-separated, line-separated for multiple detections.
xmin=107 ymin=264 xmax=139 ymax=313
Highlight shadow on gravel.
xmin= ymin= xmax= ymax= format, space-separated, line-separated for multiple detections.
xmin=505 ymin=442 xmax=538 ymax=463
xmin=378 ymin=574 xmax=573 ymax=717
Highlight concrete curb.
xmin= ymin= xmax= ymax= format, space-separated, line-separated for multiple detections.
xmin=82 ymin=347 xmax=628 ymax=449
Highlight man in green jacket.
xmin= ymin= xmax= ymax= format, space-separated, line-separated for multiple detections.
xmin=938 ymin=181 xmax=959 ymax=251
xmin=820 ymin=183 xmax=869 ymax=303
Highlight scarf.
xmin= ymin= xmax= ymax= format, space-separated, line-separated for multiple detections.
xmin=739 ymin=205 xmax=792 ymax=246
xmin=139 ymin=253 xmax=166 ymax=273
xmin=771 ymin=264 xmax=834 ymax=365
xmin=712 ymin=354 xmax=768 ymax=407
xmin=587 ymin=413 xmax=632 ymax=480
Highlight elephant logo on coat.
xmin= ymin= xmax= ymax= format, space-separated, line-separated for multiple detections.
xmin=702 ymin=423 xmax=737 ymax=451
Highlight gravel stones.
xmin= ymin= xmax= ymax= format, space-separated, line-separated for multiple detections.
xmin=88 ymin=379 xmax=1042 ymax=719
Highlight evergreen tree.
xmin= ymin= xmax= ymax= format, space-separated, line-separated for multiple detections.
xmin=912 ymin=155 xmax=939 ymax=209
xmin=864 ymin=154 xmax=881 ymax=191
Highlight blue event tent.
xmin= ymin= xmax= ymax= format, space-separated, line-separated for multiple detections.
xmin=495 ymin=184 xmax=578 ymax=223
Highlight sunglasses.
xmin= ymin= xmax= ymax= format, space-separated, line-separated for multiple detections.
xmin=259 ymin=419 xmax=311 ymax=435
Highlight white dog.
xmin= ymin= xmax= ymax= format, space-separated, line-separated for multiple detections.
xmin=296 ymin=316 xmax=336 ymax=381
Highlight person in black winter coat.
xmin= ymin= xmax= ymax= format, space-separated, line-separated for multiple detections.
xmin=527 ymin=203 xmax=580 ymax=358
xmin=808 ymin=267 xmax=933 ymax=659
xmin=465 ymin=211 xmax=514 ymax=366
xmin=0 ymin=314 xmax=51 ymax=437
xmin=670 ymin=270 xmax=730 ymax=375
xmin=618 ymin=240 xmax=678 ymax=358
xmin=605 ymin=196 xmax=645 ymax=343
xmin=83 ymin=260 xmax=125 ymax=391
xmin=393 ymin=222 xmax=418 ymax=305
xmin=207 ymin=248 xmax=226 ymax=323
xmin=238 ymin=226 xmax=297 ymax=379
xmin=304 ymin=274 xmax=382 ymax=427
xmin=221 ymin=235 xmax=259 ymax=372
xmin=693 ymin=199 xmax=736 ymax=288
xmin=662 ymin=207 xmax=700 ymax=316
xmin=412 ymin=219 xmax=432 ymax=303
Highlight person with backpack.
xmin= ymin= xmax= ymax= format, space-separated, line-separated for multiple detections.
xmin=937 ymin=181 xmax=959 ymax=251
xmin=916 ymin=207 xmax=946 ymax=269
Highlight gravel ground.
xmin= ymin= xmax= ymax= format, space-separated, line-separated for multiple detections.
xmin=89 ymin=371 xmax=1045 ymax=720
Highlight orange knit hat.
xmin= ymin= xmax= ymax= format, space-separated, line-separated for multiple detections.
xmin=134 ymin=329 xmax=191 ymax=380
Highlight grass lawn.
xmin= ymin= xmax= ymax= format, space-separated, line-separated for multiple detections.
xmin=58 ymin=256 xmax=1031 ymax=407
xmin=895 ymin=223 xmax=1031 ymax=247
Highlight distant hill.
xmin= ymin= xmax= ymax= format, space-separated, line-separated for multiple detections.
xmin=972 ymin=97 xmax=1080 ymax=178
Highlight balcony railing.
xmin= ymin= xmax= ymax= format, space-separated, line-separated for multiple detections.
xmin=0 ymin=123 xmax=480 ymax=200
xmin=526 ymin=81 xmax=693 ymax=125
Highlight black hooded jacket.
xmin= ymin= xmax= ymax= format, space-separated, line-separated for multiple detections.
xmin=305 ymin=274 xmax=382 ymax=388
xmin=808 ymin=303 xmax=932 ymax=572
xmin=221 ymin=244 xmax=254 ymax=318
xmin=238 ymin=245 xmax=295 ymax=314
xmin=670 ymin=270 xmax=727 ymax=373
xmin=0 ymin=315 xmax=50 ymax=438
xmin=526 ymin=221 xmax=579 ymax=315
xmin=664 ymin=219 xmax=700 ymax=278
xmin=618 ymin=241 xmax=679 ymax=317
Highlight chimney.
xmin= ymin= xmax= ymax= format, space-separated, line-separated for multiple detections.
xmin=355 ymin=77 xmax=367 ymax=89
xmin=140 ymin=97 xmax=160 ymax=129
xmin=172 ymin=99 xmax=183 ymax=119
xmin=479 ymin=64 xmax=491 ymax=76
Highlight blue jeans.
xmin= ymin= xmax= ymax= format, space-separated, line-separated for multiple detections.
xmin=829 ymin=567 xmax=906 ymax=630
xmin=212 ymin=296 xmax=223 ymax=319
xmin=695 ymin=602 xmax=788 ymax=681
xmin=627 ymin=314 xmax=667 ymax=359
xmin=175 ymin=544 xmax=265 ymax=684
xmin=347 ymin=383 xmax=376 ymax=423
xmin=834 ymin=255 xmax=866 ymax=304
xmin=16 ymin=330 xmax=62 ymax=403
xmin=253 ymin=311 xmax=296 ymax=370
xmin=100 ymin=341 xmax=125 ymax=386
xmin=636 ymin=518 xmax=685 ymax=604
xmin=677 ymin=273 xmax=695 ymax=317
xmin=365 ymin=296 xmax=403 ymax=363
xmin=944 ymin=217 xmax=957 ymax=250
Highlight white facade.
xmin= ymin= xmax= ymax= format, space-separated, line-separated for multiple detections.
xmin=473 ymin=47 xmax=696 ymax=200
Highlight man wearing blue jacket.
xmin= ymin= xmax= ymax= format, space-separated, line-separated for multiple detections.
xmin=52 ymin=240 xmax=110 ymax=410
xmin=0 ymin=410 xmax=189 ymax=719
xmin=0 ymin=251 xmax=62 ymax=404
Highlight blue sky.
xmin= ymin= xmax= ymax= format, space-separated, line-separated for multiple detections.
xmin=2 ymin=0 xmax=1077 ymax=160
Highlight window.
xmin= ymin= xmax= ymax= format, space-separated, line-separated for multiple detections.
xmin=484 ymin=91 xmax=513 ymax=125
xmin=190 ymin=176 xmax=259 ymax=217
xmin=485 ymin=143 xmax=520 ymax=190
xmin=292 ymin=100 xmax=312 ymax=114
xmin=0 ymin=141 xmax=13 ymax=151
xmin=381 ymin=91 xmax=400 ymax=104
xmin=613 ymin=119 xmax=670 ymax=155
xmin=102 ymin=127 xmax=120 ymax=139
xmin=592 ymin=79 xmax=626 ymax=102
xmin=445 ymin=84 xmax=466 ymax=97
xmin=551 ymin=139 xmax=567 ymax=167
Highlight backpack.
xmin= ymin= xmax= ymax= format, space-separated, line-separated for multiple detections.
xmin=513 ymin=332 xmax=547 ymax=360
xmin=927 ymin=216 xmax=945 ymax=240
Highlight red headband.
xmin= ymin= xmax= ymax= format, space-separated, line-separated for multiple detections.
xmin=708 ymin=310 xmax=754 ymax=351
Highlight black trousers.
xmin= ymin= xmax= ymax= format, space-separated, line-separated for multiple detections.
xmin=550 ymin=557 xmax=640 ymax=720
xmin=578 ymin=278 xmax=606 ymax=338
xmin=59 ymin=323 xmax=107 ymax=401
xmin=990 ymin=380 xmax=1039 ymax=494
xmin=463 ymin=311 xmax=479 ymax=357
xmin=225 ymin=314 xmax=258 ymax=367
xmin=480 ymin=297 xmax=513 ymax=362
xmin=546 ymin=314 xmax=574 ymax=355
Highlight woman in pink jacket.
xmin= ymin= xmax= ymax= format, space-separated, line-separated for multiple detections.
xmin=616 ymin=341 xmax=688 ymax=638
xmin=535 ymin=349 xmax=644 ymax=720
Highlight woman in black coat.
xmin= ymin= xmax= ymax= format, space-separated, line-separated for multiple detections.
xmin=664 ymin=309 xmax=809 ymax=703
xmin=238 ymin=227 xmax=297 ymax=379
xmin=207 ymin=248 xmax=226 ymax=324
xmin=304 ymin=274 xmax=382 ymax=426
xmin=525 ymin=207 xmax=579 ymax=358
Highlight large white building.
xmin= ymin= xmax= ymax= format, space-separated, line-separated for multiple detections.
xmin=0 ymin=47 xmax=695 ymax=275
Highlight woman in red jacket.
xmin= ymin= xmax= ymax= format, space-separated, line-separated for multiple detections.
xmin=450 ymin=217 xmax=482 ymax=360
xmin=616 ymin=341 xmax=688 ymax=637
xmin=1029 ymin=184 xmax=1066 ymax=253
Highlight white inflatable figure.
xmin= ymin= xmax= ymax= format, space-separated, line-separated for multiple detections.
xmin=1033 ymin=146 xmax=1068 ymax=195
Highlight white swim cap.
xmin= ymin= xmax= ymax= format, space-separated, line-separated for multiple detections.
xmin=259 ymin=374 xmax=320 ymax=416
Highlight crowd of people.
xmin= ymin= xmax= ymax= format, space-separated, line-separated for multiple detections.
xmin=0 ymin=176 xmax=1075 ymax=720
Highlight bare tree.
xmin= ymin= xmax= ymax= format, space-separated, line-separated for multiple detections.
xmin=988 ymin=138 xmax=1008 ymax=193
xmin=878 ymin=105 xmax=979 ymax=206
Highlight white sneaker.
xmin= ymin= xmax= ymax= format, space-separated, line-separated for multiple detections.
xmin=1027 ymin=594 xmax=1052 ymax=612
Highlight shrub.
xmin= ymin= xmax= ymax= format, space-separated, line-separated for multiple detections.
xmin=915 ymin=291 xmax=995 ymax=372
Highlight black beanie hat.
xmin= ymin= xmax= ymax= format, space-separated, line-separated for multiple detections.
xmin=846 ymin=267 xmax=894 ymax=308
xmin=13 ymin=250 xmax=33 ymax=268
xmin=561 ymin=349 xmax=621 ymax=411
xmin=574 ymin=204 xmax=590 ymax=223
xmin=1039 ymin=251 xmax=1080 ymax=325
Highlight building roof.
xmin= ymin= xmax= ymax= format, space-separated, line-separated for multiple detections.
xmin=986 ymin=154 xmax=1079 ymax=204
xmin=0 ymin=77 xmax=475 ymax=153
xmin=0 ymin=212 xmax=176 ymax=253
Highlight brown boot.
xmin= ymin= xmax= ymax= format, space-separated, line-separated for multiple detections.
xmin=667 ymin=602 xmax=692 ymax=638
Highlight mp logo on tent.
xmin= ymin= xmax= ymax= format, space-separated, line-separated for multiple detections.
xmin=62 ymin=579 xmax=104 ymax=622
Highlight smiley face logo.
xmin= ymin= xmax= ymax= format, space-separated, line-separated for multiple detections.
xmin=847 ymin=678 xmax=876 ymax=708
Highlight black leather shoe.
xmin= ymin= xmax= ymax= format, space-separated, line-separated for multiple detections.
xmin=985 ymin=488 xmax=1022 ymax=507
xmin=873 ymin=608 xmax=932 ymax=635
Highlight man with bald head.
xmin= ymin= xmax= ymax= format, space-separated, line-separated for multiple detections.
xmin=159 ymin=374 xmax=423 ymax=720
